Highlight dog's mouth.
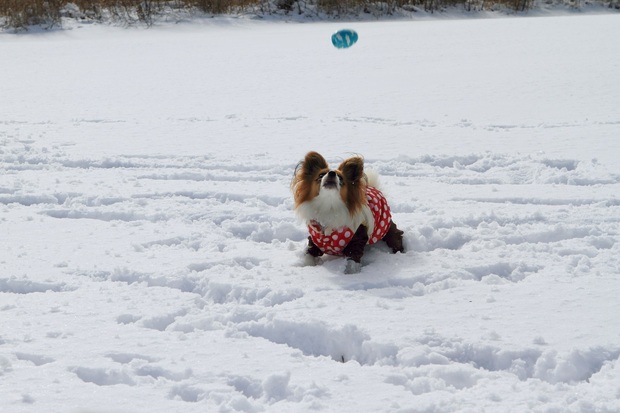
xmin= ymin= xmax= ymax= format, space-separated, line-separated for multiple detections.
xmin=320 ymin=171 xmax=342 ymax=189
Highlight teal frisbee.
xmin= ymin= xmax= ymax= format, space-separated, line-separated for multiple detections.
xmin=331 ymin=29 xmax=358 ymax=49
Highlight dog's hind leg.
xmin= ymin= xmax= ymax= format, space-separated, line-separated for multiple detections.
xmin=383 ymin=221 xmax=404 ymax=253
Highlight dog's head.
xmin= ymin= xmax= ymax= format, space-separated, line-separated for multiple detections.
xmin=291 ymin=151 xmax=367 ymax=215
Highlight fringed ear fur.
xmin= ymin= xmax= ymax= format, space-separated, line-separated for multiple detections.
xmin=292 ymin=151 xmax=329 ymax=206
xmin=338 ymin=156 xmax=365 ymax=186
xmin=301 ymin=152 xmax=328 ymax=178
xmin=338 ymin=156 xmax=367 ymax=214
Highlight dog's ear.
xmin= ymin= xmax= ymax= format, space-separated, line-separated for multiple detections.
xmin=301 ymin=152 xmax=329 ymax=178
xmin=338 ymin=156 xmax=364 ymax=185
xmin=338 ymin=156 xmax=367 ymax=214
xmin=291 ymin=152 xmax=329 ymax=204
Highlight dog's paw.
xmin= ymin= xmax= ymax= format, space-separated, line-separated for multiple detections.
xmin=344 ymin=259 xmax=362 ymax=274
xmin=302 ymin=254 xmax=321 ymax=267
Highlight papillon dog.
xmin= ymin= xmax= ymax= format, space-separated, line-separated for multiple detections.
xmin=291 ymin=151 xmax=404 ymax=273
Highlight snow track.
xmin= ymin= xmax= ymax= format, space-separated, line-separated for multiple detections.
xmin=3 ymin=129 xmax=620 ymax=411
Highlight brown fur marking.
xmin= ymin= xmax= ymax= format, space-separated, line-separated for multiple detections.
xmin=337 ymin=156 xmax=367 ymax=216
xmin=291 ymin=151 xmax=329 ymax=208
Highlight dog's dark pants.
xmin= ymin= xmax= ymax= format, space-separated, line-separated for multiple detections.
xmin=306 ymin=221 xmax=404 ymax=263
xmin=306 ymin=236 xmax=324 ymax=258
xmin=383 ymin=221 xmax=405 ymax=254
xmin=343 ymin=225 xmax=369 ymax=263
xmin=305 ymin=225 xmax=369 ymax=263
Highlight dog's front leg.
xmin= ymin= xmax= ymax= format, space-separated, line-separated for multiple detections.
xmin=343 ymin=225 xmax=369 ymax=273
xmin=306 ymin=236 xmax=324 ymax=257
xmin=303 ymin=236 xmax=323 ymax=266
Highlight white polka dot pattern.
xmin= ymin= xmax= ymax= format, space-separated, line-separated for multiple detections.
xmin=308 ymin=186 xmax=392 ymax=256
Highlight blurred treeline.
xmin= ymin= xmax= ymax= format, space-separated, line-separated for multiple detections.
xmin=1 ymin=0 xmax=618 ymax=29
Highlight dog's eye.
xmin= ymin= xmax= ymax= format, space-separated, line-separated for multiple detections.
xmin=317 ymin=173 xmax=326 ymax=181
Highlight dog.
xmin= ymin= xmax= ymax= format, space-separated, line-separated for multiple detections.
xmin=291 ymin=151 xmax=404 ymax=273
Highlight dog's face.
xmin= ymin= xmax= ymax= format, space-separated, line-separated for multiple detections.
xmin=292 ymin=152 xmax=366 ymax=215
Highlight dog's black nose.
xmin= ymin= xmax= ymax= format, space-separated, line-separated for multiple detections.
xmin=327 ymin=171 xmax=336 ymax=177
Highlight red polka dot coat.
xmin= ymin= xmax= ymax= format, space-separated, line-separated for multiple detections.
xmin=308 ymin=187 xmax=392 ymax=256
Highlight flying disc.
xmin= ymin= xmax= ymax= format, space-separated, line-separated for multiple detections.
xmin=331 ymin=29 xmax=358 ymax=49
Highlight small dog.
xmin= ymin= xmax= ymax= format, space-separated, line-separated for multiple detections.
xmin=291 ymin=151 xmax=404 ymax=273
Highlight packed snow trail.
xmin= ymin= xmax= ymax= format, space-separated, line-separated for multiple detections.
xmin=2 ymin=141 xmax=620 ymax=412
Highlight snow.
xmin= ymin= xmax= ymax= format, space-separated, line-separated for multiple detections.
xmin=1 ymin=12 xmax=620 ymax=413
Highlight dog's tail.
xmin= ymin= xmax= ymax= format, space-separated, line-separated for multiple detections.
xmin=364 ymin=169 xmax=381 ymax=189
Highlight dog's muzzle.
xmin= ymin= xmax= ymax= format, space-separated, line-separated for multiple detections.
xmin=322 ymin=171 xmax=340 ymax=189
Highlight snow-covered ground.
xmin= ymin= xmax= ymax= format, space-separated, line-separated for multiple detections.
xmin=1 ymin=12 xmax=620 ymax=413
